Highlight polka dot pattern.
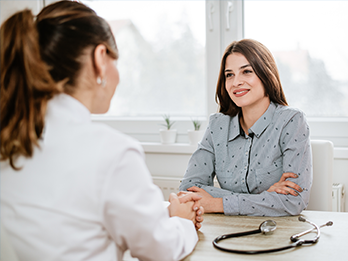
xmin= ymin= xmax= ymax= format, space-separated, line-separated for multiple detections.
xmin=179 ymin=102 xmax=312 ymax=216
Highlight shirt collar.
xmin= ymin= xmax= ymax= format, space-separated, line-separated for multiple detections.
xmin=228 ymin=114 xmax=242 ymax=141
xmin=250 ymin=102 xmax=276 ymax=138
xmin=228 ymin=102 xmax=276 ymax=141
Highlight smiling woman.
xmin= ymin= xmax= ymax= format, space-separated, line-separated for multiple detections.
xmin=179 ymin=39 xmax=312 ymax=217
xmin=224 ymin=53 xmax=270 ymax=122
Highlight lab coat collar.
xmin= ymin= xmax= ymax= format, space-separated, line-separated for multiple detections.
xmin=47 ymin=93 xmax=91 ymax=124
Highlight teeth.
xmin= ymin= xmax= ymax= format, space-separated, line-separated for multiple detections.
xmin=236 ymin=91 xmax=247 ymax=95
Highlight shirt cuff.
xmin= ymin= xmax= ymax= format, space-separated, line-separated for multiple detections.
xmin=222 ymin=194 xmax=240 ymax=215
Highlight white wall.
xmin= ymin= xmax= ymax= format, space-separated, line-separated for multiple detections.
xmin=0 ymin=0 xmax=43 ymax=25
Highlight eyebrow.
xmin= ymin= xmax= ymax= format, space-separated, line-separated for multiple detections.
xmin=224 ymin=64 xmax=251 ymax=73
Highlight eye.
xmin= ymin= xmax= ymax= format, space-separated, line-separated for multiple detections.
xmin=225 ymin=73 xmax=234 ymax=78
xmin=243 ymin=69 xmax=253 ymax=74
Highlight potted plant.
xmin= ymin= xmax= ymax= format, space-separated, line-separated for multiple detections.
xmin=188 ymin=119 xmax=204 ymax=145
xmin=159 ymin=114 xmax=177 ymax=144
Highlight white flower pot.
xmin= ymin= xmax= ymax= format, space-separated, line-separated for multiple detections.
xmin=188 ymin=130 xmax=204 ymax=145
xmin=159 ymin=129 xmax=177 ymax=144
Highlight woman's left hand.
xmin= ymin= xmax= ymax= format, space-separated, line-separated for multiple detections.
xmin=186 ymin=186 xmax=223 ymax=214
xmin=177 ymin=192 xmax=204 ymax=230
xmin=267 ymin=172 xmax=303 ymax=196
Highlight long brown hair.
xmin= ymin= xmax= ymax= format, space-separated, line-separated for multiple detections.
xmin=215 ymin=39 xmax=287 ymax=117
xmin=0 ymin=0 xmax=118 ymax=170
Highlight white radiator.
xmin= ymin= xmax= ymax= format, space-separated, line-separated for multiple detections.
xmin=152 ymin=177 xmax=182 ymax=201
xmin=332 ymin=183 xmax=345 ymax=212
xmin=153 ymin=176 xmax=221 ymax=201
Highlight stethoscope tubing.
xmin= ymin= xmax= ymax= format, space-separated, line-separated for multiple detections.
xmin=291 ymin=221 xmax=332 ymax=241
xmin=212 ymin=217 xmax=326 ymax=254
xmin=212 ymin=239 xmax=301 ymax=254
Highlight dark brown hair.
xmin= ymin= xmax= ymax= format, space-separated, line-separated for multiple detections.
xmin=215 ymin=39 xmax=287 ymax=117
xmin=0 ymin=0 xmax=118 ymax=169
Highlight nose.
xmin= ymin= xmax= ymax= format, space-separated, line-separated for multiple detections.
xmin=232 ymin=74 xmax=243 ymax=87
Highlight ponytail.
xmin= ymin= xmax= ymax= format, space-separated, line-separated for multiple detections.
xmin=0 ymin=10 xmax=59 ymax=170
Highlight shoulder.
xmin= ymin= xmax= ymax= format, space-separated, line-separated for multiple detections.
xmin=273 ymin=105 xmax=309 ymax=135
xmin=274 ymin=104 xmax=307 ymax=123
xmin=208 ymin=112 xmax=235 ymax=133
xmin=208 ymin=112 xmax=233 ymax=125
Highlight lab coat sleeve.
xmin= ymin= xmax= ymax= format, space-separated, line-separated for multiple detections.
xmin=101 ymin=141 xmax=198 ymax=261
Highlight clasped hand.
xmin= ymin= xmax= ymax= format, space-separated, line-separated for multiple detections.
xmin=168 ymin=192 xmax=204 ymax=230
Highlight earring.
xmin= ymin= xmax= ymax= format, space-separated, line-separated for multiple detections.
xmin=97 ymin=76 xmax=106 ymax=88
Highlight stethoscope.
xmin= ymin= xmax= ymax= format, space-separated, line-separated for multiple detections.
xmin=213 ymin=216 xmax=333 ymax=254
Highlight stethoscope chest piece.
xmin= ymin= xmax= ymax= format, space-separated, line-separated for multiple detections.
xmin=259 ymin=220 xmax=277 ymax=234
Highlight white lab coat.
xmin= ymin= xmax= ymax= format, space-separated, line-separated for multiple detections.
xmin=0 ymin=94 xmax=198 ymax=261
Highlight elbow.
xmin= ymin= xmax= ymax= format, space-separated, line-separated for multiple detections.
xmin=284 ymin=198 xmax=307 ymax=216
xmin=179 ymin=178 xmax=204 ymax=191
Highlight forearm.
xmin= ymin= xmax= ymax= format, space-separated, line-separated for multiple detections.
xmin=200 ymin=184 xmax=237 ymax=198
xmin=222 ymin=190 xmax=309 ymax=216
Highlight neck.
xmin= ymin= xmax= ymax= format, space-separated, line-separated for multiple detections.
xmin=240 ymin=99 xmax=270 ymax=134
xmin=70 ymin=89 xmax=94 ymax=113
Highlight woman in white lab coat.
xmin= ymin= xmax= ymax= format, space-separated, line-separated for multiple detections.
xmin=0 ymin=1 xmax=203 ymax=260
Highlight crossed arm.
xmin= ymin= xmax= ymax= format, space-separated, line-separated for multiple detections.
xmin=178 ymin=172 xmax=303 ymax=214
xmin=179 ymin=112 xmax=312 ymax=216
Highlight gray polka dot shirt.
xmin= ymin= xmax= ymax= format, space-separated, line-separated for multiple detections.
xmin=179 ymin=102 xmax=312 ymax=216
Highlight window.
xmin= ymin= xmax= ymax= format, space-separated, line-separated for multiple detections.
xmin=243 ymin=0 xmax=348 ymax=146
xmin=79 ymin=1 xmax=347 ymax=146
xmin=81 ymin=0 xmax=206 ymax=118
xmin=244 ymin=0 xmax=348 ymax=118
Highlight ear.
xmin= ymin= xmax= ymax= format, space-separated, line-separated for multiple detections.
xmin=93 ymin=44 xmax=108 ymax=78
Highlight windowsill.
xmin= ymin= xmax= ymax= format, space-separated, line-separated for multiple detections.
xmin=141 ymin=142 xmax=197 ymax=154
xmin=140 ymin=142 xmax=348 ymax=160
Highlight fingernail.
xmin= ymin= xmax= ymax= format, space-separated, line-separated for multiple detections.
xmin=198 ymin=211 xmax=202 ymax=215
xmin=294 ymin=174 xmax=298 ymax=178
xmin=194 ymin=207 xmax=198 ymax=211
xmin=197 ymin=216 xmax=201 ymax=221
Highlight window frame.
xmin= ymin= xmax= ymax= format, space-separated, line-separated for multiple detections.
xmin=54 ymin=0 xmax=348 ymax=147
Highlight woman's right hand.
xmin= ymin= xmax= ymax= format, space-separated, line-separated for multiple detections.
xmin=267 ymin=172 xmax=303 ymax=196
xmin=168 ymin=193 xmax=197 ymax=227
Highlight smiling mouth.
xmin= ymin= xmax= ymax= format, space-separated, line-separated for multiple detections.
xmin=233 ymin=89 xmax=249 ymax=96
